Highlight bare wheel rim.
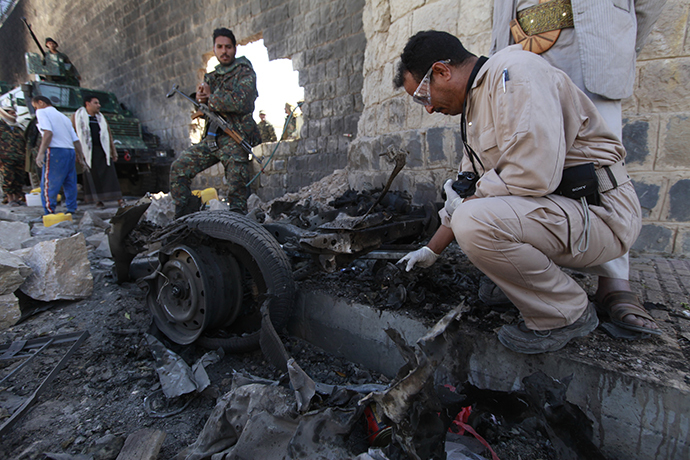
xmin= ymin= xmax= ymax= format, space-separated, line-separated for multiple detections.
xmin=158 ymin=250 xmax=206 ymax=326
xmin=150 ymin=245 xmax=243 ymax=345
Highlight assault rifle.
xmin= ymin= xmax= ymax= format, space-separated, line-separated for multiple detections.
xmin=166 ymin=84 xmax=253 ymax=156
xmin=21 ymin=17 xmax=46 ymax=63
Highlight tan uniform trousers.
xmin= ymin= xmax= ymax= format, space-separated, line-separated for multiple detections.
xmin=450 ymin=182 xmax=641 ymax=331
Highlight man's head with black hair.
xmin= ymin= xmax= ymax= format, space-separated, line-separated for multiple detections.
xmin=83 ymin=94 xmax=99 ymax=107
xmin=45 ymin=37 xmax=59 ymax=54
xmin=212 ymin=28 xmax=237 ymax=66
xmin=83 ymin=94 xmax=101 ymax=115
xmin=32 ymin=95 xmax=52 ymax=107
xmin=393 ymin=30 xmax=474 ymax=88
xmin=213 ymin=28 xmax=236 ymax=47
xmin=394 ymin=31 xmax=479 ymax=116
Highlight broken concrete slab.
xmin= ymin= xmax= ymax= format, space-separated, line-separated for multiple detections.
xmin=82 ymin=433 xmax=126 ymax=460
xmin=79 ymin=211 xmax=110 ymax=230
xmin=290 ymin=290 xmax=690 ymax=460
xmin=143 ymin=192 xmax=175 ymax=227
xmin=115 ymin=428 xmax=165 ymax=460
xmin=18 ymin=233 xmax=94 ymax=302
xmin=0 ymin=207 xmax=33 ymax=224
xmin=21 ymin=236 xmax=66 ymax=249
xmin=0 ymin=293 xmax=20 ymax=329
xmin=0 ymin=248 xmax=32 ymax=295
xmin=30 ymin=222 xmax=76 ymax=240
xmin=86 ymin=233 xmax=112 ymax=258
xmin=0 ymin=221 xmax=31 ymax=251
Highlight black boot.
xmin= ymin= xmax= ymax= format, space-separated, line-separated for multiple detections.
xmin=174 ymin=194 xmax=202 ymax=219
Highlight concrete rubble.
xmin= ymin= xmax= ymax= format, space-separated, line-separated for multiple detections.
xmin=18 ymin=233 xmax=94 ymax=302
xmin=0 ymin=204 xmax=123 ymax=313
xmin=0 ymin=248 xmax=32 ymax=328
xmin=0 ymin=293 xmax=21 ymax=330
xmin=0 ymin=247 xmax=32 ymax=295
xmin=0 ymin=221 xmax=31 ymax=251
xmin=143 ymin=192 xmax=175 ymax=227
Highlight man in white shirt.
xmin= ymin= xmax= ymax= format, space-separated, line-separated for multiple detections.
xmin=32 ymin=95 xmax=85 ymax=215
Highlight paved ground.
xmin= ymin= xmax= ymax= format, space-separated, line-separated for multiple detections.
xmin=630 ymin=255 xmax=690 ymax=307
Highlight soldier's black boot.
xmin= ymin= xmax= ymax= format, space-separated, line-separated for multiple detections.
xmin=174 ymin=194 xmax=202 ymax=219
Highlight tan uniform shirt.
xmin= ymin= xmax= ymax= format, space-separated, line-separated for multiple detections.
xmin=458 ymin=45 xmax=640 ymax=251
xmin=445 ymin=46 xmax=641 ymax=328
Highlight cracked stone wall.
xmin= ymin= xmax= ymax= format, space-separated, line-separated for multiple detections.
xmin=349 ymin=0 xmax=690 ymax=255
xmin=1 ymin=0 xmax=688 ymax=254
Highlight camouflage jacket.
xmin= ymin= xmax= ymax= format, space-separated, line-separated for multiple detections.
xmin=281 ymin=115 xmax=297 ymax=140
xmin=205 ymin=56 xmax=261 ymax=148
xmin=0 ymin=120 xmax=25 ymax=161
xmin=258 ymin=120 xmax=277 ymax=143
xmin=43 ymin=51 xmax=81 ymax=87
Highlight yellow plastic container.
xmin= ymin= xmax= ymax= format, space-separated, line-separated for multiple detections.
xmin=43 ymin=213 xmax=72 ymax=227
xmin=192 ymin=188 xmax=218 ymax=204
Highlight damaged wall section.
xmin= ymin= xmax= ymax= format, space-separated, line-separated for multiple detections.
xmin=0 ymin=0 xmax=364 ymax=201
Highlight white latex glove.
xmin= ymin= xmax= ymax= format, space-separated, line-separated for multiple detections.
xmin=397 ymin=246 xmax=440 ymax=272
xmin=443 ymin=179 xmax=464 ymax=217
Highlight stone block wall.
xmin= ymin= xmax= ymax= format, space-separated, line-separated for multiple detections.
xmin=0 ymin=0 xmax=365 ymax=202
xmin=349 ymin=0 xmax=690 ymax=255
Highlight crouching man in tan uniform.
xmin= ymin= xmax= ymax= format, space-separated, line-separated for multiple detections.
xmin=396 ymin=30 xmax=654 ymax=354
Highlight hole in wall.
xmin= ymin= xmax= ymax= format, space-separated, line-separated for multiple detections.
xmin=191 ymin=39 xmax=304 ymax=144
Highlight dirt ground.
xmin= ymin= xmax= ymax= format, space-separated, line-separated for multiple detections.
xmin=1 ymin=194 xmax=689 ymax=460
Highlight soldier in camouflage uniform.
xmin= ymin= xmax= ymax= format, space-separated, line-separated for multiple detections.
xmin=170 ymin=27 xmax=260 ymax=218
xmin=257 ymin=110 xmax=276 ymax=143
xmin=0 ymin=107 xmax=27 ymax=205
xmin=281 ymin=103 xmax=297 ymax=140
xmin=44 ymin=38 xmax=81 ymax=87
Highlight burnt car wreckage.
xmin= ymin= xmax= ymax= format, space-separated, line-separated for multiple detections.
xmin=108 ymin=165 xmax=438 ymax=352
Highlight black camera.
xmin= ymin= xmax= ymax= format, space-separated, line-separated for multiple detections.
xmin=451 ymin=171 xmax=479 ymax=198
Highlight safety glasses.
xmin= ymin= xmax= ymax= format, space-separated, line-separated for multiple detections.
xmin=412 ymin=59 xmax=450 ymax=106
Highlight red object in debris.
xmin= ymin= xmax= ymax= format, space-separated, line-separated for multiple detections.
xmin=449 ymin=406 xmax=473 ymax=435
xmin=444 ymin=384 xmax=500 ymax=460
xmin=364 ymin=404 xmax=392 ymax=447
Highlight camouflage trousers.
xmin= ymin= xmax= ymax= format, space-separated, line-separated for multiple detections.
xmin=170 ymin=135 xmax=249 ymax=213
xmin=0 ymin=153 xmax=26 ymax=196
xmin=0 ymin=124 xmax=26 ymax=196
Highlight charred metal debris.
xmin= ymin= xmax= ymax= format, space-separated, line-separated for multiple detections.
xmin=0 ymin=331 xmax=90 ymax=435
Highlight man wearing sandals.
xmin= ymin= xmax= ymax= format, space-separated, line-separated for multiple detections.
xmin=487 ymin=0 xmax=665 ymax=338
xmin=395 ymin=31 xmax=657 ymax=354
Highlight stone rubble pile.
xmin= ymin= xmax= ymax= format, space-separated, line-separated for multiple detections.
xmin=0 ymin=208 xmax=117 ymax=329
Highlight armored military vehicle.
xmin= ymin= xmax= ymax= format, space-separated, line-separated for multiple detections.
xmin=0 ymin=52 xmax=174 ymax=195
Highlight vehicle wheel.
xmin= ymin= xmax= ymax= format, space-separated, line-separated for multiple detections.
xmin=149 ymin=211 xmax=296 ymax=353
xmin=148 ymin=244 xmax=243 ymax=345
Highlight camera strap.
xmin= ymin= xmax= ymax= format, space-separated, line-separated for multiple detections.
xmin=461 ymin=56 xmax=489 ymax=175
